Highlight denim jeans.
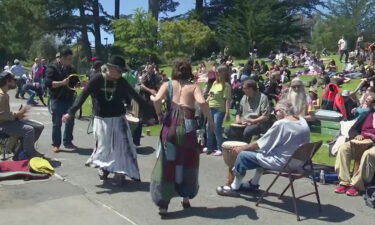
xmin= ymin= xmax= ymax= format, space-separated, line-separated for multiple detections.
xmin=207 ymin=108 xmax=225 ymax=151
xmin=51 ymin=98 xmax=75 ymax=147
xmin=133 ymin=121 xmax=143 ymax=146
xmin=15 ymin=78 xmax=25 ymax=98
xmin=24 ymin=86 xmax=36 ymax=104
xmin=0 ymin=120 xmax=44 ymax=159
xmin=234 ymin=151 xmax=261 ymax=177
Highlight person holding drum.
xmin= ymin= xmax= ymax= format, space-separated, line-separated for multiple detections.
xmin=217 ymin=100 xmax=310 ymax=195
xmin=224 ymin=80 xmax=270 ymax=142
xmin=150 ymin=59 xmax=214 ymax=216
xmin=335 ymin=104 xmax=375 ymax=196
xmin=62 ymin=55 xmax=151 ymax=185
xmin=45 ymin=47 xmax=79 ymax=153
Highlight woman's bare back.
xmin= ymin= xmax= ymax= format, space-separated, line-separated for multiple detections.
xmin=171 ymin=80 xmax=201 ymax=109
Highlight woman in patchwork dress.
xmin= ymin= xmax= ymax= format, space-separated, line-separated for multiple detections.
xmin=150 ymin=59 xmax=214 ymax=216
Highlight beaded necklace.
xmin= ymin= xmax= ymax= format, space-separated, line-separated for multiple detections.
xmin=104 ymin=77 xmax=117 ymax=102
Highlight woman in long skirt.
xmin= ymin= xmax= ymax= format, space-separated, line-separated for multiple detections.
xmin=63 ymin=55 xmax=150 ymax=185
xmin=150 ymin=59 xmax=214 ymax=216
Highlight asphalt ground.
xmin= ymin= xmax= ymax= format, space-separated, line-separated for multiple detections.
xmin=0 ymin=89 xmax=373 ymax=225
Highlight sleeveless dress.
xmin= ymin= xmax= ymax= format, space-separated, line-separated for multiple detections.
xmin=150 ymin=81 xmax=201 ymax=209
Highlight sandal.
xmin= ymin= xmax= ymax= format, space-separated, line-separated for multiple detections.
xmin=112 ymin=173 xmax=125 ymax=186
xmin=158 ymin=207 xmax=168 ymax=217
xmin=98 ymin=168 xmax=109 ymax=180
xmin=181 ymin=199 xmax=191 ymax=209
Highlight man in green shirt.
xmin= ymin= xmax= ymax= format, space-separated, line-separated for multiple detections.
xmin=225 ymin=80 xmax=270 ymax=142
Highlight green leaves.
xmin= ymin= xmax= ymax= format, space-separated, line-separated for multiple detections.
xmin=217 ymin=0 xmax=306 ymax=56
xmin=311 ymin=0 xmax=375 ymax=52
xmin=112 ymin=9 xmax=159 ymax=66
xmin=159 ymin=20 xmax=214 ymax=61
xmin=112 ymin=9 xmax=214 ymax=64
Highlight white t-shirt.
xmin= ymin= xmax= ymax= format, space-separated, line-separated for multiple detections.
xmin=255 ymin=117 xmax=310 ymax=171
xmin=344 ymin=62 xmax=355 ymax=72
xmin=338 ymin=39 xmax=347 ymax=51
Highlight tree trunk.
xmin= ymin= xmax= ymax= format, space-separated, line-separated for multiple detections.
xmin=78 ymin=1 xmax=92 ymax=61
xmin=148 ymin=0 xmax=159 ymax=21
xmin=114 ymin=0 xmax=120 ymax=41
xmin=92 ymin=0 xmax=103 ymax=60
xmin=196 ymin=0 xmax=204 ymax=21
xmin=115 ymin=0 xmax=120 ymax=19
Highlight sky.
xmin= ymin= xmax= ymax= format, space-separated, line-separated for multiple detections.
xmin=89 ymin=0 xmax=196 ymax=44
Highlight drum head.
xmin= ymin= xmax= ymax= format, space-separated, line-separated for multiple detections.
xmin=350 ymin=139 xmax=373 ymax=145
xmin=230 ymin=123 xmax=246 ymax=128
xmin=126 ymin=114 xmax=140 ymax=123
xmin=222 ymin=141 xmax=247 ymax=148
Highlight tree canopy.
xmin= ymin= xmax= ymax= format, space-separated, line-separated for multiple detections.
xmin=311 ymin=0 xmax=375 ymax=52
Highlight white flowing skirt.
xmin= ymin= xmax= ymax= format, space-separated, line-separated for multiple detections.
xmin=86 ymin=115 xmax=140 ymax=180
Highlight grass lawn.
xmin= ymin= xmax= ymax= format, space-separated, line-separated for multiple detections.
xmin=78 ymin=54 xmax=359 ymax=166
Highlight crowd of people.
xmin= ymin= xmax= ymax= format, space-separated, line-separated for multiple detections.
xmin=1 ymin=36 xmax=375 ymax=217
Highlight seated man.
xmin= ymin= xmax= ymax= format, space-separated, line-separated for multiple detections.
xmin=0 ymin=71 xmax=44 ymax=160
xmin=335 ymin=108 xmax=375 ymax=196
xmin=217 ymin=100 xmax=310 ymax=194
xmin=224 ymin=80 xmax=270 ymax=142
xmin=351 ymin=147 xmax=375 ymax=194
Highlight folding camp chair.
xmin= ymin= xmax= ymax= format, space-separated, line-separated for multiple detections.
xmin=256 ymin=141 xmax=323 ymax=221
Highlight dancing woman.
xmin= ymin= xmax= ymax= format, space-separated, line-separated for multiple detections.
xmin=63 ymin=55 xmax=150 ymax=185
xmin=150 ymin=59 xmax=214 ymax=216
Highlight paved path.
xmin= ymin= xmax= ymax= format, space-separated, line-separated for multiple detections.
xmin=0 ymin=90 xmax=373 ymax=225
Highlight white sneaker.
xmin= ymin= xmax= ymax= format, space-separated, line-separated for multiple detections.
xmin=203 ymin=147 xmax=208 ymax=153
xmin=213 ymin=150 xmax=223 ymax=156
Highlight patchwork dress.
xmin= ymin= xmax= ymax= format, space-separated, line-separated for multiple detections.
xmin=150 ymin=82 xmax=201 ymax=209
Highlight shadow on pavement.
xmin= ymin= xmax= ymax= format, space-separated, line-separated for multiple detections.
xmin=95 ymin=180 xmax=150 ymax=194
xmin=240 ymin=191 xmax=355 ymax=222
xmin=136 ymin=146 xmax=155 ymax=155
xmin=77 ymin=116 xmax=92 ymax=121
xmin=162 ymin=205 xmax=258 ymax=220
xmin=58 ymin=148 xmax=93 ymax=156
xmin=48 ymin=159 xmax=62 ymax=168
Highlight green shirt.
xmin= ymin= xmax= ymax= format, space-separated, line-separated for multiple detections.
xmin=207 ymin=81 xmax=231 ymax=112
xmin=122 ymin=70 xmax=137 ymax=88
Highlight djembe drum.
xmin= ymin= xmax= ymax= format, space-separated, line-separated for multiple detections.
xmin=229 ymin=123 xmax=246 ymax=141
xmin=125 ymin=113 xmax=140 ymax=134
xmin=350 ymin=139 xmax=373 ymax=174
xmin=222 ymin=141 xmax=247 ymax=185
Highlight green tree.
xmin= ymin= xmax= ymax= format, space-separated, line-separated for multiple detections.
xmin=28 ymin=36 xmax=59 ymax=62
xmin=148 ymin=0 xmax=180 ymax=21
xmin=311 ymin=0 xmax=375 ymax=52
xmin=46 ymin=0 xmax=110 ymax=60
xmin=159 ymin=19 xmax=215 ymax=61
xmin=112 ymin=9 xmax=159 ymax=66
xmin=217 ymin=0 xmax=308 ymax=57
xmin=0 ymin=0 xmax=47 ymax=63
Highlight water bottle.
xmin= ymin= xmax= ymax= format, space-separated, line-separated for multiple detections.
xmin=320 ymin=170 xmax=326 ymax=184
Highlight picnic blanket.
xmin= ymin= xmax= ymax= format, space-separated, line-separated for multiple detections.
xmin=0 ymin=159 xmax=50 ymax=181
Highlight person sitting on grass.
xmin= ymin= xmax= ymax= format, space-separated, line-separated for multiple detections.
xmin=216 ymin=99 xmax=310 ymax=195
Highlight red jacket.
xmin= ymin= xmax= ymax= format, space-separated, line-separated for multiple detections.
xmin=321 ymin=83 xmax=347 ymax=119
